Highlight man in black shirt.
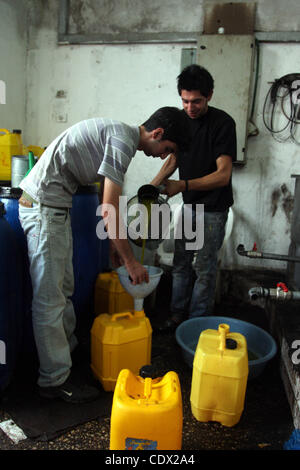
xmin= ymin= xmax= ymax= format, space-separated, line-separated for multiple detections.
xmin=152 ymin=65 xmax=236 ymax=328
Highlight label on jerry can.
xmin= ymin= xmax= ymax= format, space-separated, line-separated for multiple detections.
xmin=125 ymin=437 xmax=158 ymax=450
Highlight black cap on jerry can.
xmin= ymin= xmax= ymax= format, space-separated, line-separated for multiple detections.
xmin=139 ymin=365 xmax=154 ymax=379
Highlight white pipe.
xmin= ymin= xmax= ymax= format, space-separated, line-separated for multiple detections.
xmin=223 ymin=207 xmax=234 ymax=243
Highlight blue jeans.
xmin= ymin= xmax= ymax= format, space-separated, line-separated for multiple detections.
xmin=171 ymin=209 xmax=228 ymax=318
xmin=19 ymin=203 xmax=77 ymax=387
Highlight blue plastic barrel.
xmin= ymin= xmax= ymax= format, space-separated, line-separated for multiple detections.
xmin=0 ymin=187 xmax=25 ymax=248
xmin=71 ymin=185 xmax=109 ymax=336
xmin=0 ymin=202 xmax=24 ymax=392
xmin=284 ymin=429 xmax=300 ymax=450
xmin=0 ymin=187 xmax=36 ymax=365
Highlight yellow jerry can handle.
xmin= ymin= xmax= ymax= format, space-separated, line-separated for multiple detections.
xmin=143 ymin=377 xmax=152 ymax=399
xmin=218 ymin=323 xmax=230 ymax=352
xmin=111 ymin=312 xmax=134 ymax=321
xmin=0 ymin=129 xmax=9 ymax=135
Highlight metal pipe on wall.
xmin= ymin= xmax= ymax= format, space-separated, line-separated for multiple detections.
xmin=237 ymin=244 xmax=300 ymax=263
xmin=249 ymin=286 xmax=300 ymax=302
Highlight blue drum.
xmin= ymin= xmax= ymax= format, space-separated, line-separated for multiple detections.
xmin=71 ymin=185 xmax=109 ymax=336
xmin=0 ymin=187 xmax=25 ymax=248
xmin=0 ymin=202 xmax=24 ymax=391
xmin=0 ymin=187 xmax=36 ymax=367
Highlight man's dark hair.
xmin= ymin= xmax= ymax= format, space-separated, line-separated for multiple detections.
xmin=143 ymin=106 xmax=190 ymax=151
xmin=177 ymin=65 xmax=214 ymax=98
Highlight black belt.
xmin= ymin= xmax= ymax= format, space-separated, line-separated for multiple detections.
xmin=19 ymin=192 xmax=70 ymax=211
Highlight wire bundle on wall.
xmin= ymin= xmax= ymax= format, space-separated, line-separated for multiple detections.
xmin=263 ymin=73 xmax=300 ymax=145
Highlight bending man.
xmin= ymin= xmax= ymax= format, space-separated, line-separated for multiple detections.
xmin=19 ymin=107 xmax=189 ymax=402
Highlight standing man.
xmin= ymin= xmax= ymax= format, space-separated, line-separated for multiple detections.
xmin=151 ymin=65 xmax=237 ymax=329
xmin=18 ymin=107 xmax=189 ymax=402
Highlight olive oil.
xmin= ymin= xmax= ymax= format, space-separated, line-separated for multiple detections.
xmin=140 ymin=198 xmax=154 ymax=264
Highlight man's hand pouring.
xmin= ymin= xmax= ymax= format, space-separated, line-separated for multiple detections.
xmin=125 ymin=259 xmax=149 ymax=285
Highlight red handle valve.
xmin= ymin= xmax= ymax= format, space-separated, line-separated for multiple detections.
xmin=277 ymin=282 xmax=288 ymax=292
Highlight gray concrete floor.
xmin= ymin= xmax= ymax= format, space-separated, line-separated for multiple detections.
xmin=0 ymin=323 xmax=294 ymax=451
xmin=0 ymin=270 xmax=296 ymax=451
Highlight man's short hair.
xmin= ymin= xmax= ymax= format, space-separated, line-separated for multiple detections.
xmin=177 ymin=65 xmax=214 ymax=98
xmin=143 ymin=106 xmax=190 ymax=151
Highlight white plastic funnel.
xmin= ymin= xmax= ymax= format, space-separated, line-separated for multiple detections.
xmin=116 ymin=265 xmax=163 ymax=311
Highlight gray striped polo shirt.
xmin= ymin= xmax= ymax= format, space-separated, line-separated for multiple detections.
xmin=20 ymin=118 xmax=140 ymax=208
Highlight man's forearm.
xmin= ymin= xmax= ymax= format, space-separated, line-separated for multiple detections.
xmin=150 ymin=153 xmax=178 ymax=186
xmin=102 ymin=177 xmax=149 ymax=284
xmin=110 ymin=238 xmax=136 ymax=267
xmin=103 ymin=203 xmax=136 ymax=266
xmin=164 ymin=155 xmax=233 ymax=197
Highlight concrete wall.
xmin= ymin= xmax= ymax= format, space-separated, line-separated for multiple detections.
xmin=67 ymin=0 xmax=204 ymax=34
xmin=223 ymin=41 xmax=300 ymax=270
xmin=0 ymin=0 xmax=28 ymax=134
xmin=1 ymin=0 xmax=300 ymax=273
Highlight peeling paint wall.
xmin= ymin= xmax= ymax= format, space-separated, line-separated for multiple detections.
xmin=255 ymin=0 xmax=300 ymax=31
xmin=66 ymin=0 xmax=300 ymax=35
xmin=1 ymin=0 xmax=300 ymax=273
xmin=222 ymin=41 xmax=300 ymax=271
xmin=68 ymin=0 xmax=204 ymax=34
xmin=204 ymin=0 xmax=300 ymax=32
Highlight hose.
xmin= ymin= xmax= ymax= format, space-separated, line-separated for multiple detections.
xmin=262 ymin=73 xmax=300 ymax=145
xmin=248 ymin=39 xmax=260 ymax=138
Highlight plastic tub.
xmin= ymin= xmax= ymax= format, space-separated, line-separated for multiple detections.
xmin=175 ymin=316 xmax=277 ymax=380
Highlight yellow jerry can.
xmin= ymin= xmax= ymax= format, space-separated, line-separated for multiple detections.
xmin=90 ymin=310 xmax=152 ymax=391
xmin=110 ymin=367 xmax=183 ymax=450
xmin=94 ymin=271 xmax=134 ymax=315
xmin=26 ymin=145 xmax=44 ymax=158
xmin=0 ymin=129 xmax=23 ymax=181
xmin=190 ymin=323 xmax=248 ymax=427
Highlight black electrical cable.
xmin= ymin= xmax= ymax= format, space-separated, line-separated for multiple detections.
xmin=263 ymin=73 xmax=300 ymax=145
xmin=248 ymin=39 xmax=260 ymax=138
